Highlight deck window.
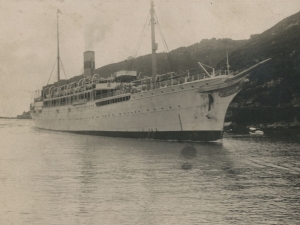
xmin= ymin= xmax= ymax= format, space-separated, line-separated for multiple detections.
xmin=95 ymin=95 xmax=131 ymax=107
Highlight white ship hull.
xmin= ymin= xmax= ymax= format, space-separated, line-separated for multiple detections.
xmin=30 ymin=76 xmax=245 ymax=141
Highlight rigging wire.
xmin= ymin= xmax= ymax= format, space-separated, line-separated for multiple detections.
xmin=128 ymin=14 xmax=150 ymax=71
xmin=61 ymin=44 xmax=80 ymax=78
xmin=60 ymin=58 xmax=68 ymax=79
xmin=46 ymin=59 xmax=58 ymax=85
xmin=154 ymin=12 xmax=175 ymax=72
xmin=154 ymin=13 xmax=170 ymax=52
xmin=157 ymin=25 xmax=174 ymax=72
xmin=136 ymin=14 xmax=150 ymax=58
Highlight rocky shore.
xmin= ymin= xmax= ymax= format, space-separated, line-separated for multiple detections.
xmin=16 ymin=111 xmax=31 ymax=119
xmin=225 ymin=106 xmax=300 ymax=134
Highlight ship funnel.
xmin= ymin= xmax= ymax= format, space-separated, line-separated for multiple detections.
xmin=83 ymin=51 xmax=95 ymax=78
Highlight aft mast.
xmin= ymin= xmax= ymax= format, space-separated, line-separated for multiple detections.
xmin=150 ymin=0 xmax=157 ymax=79
xmin=57 ymin=9 xmax=62 ymax=82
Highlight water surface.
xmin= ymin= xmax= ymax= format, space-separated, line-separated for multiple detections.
xmin=0 ymin=119 xmax=299 ymax=224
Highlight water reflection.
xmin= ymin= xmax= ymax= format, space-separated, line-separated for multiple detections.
xmin=1 ymin=119 xmax=300 ymax=225
xmin=181 ymin=145 xmax=197 ymax=159
xmin=77 ymin=147 xmax=98 ymax=217
xmin=180 ymin=145 xmax=197 ymax=170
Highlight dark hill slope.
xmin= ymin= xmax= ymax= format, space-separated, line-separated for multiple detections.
xmin=94 ymin=38 xmax=246 ymax=78
xmin=218 ymin=11 xmax=300 ymax=108
xmin=217 ymin=11 xmax=300 ymax=126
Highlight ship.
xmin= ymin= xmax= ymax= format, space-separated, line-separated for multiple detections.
xmin=30 ymin=1 xmax=271 ymax=142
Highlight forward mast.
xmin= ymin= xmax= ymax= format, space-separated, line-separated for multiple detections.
xmin=57 ymin=9 xmax=61 ymax=82
xmin=150 ymin=0 xmax=157 ymax=79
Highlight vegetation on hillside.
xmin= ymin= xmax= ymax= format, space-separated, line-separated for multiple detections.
xmin=94 ymin=38 xmax=246 ymax=77
xmin=17 ymin=111 xmax=32 ymax=119
xmin=217 ymin=11 xmax=300 ymax=126
xmin=218 ymin=11 xmax=300 ymax=109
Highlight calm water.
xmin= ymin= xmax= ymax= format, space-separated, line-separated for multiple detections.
xmin=0 ymin=119 xmax=300 ymax=225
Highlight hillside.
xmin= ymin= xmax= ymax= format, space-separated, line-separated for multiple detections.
xmin=218 ymin=11 xmax=300 ymax=108
xmin=217 ymin=11 xmax=300 ymax=126
xmin=17 ymin=111 xmax=32 ymax=119
xmin=94 ymin=38 xmax=246 ymax=78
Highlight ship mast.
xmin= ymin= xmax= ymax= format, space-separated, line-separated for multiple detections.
xmin=150 ymin=0 xmax=157 ymax=79
xmin=57 ymin=9 xmax=61 ymax=82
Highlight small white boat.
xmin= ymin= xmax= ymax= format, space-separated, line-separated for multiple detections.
xmin=224 ymin=122 xmax=232 ymax=127
xmin=249 ymin=127 xmax=264 ymax=135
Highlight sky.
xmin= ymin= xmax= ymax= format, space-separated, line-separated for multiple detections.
xmin=0 ymin=0 xmax=300 ymax=117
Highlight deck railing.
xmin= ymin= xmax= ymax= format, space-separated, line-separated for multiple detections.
xmin=40 ymin=70 xmax=234 ymax=108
